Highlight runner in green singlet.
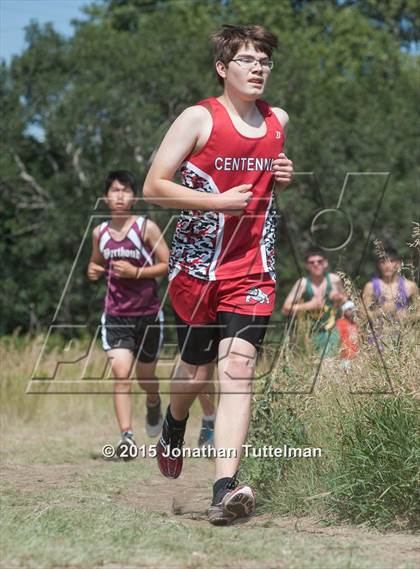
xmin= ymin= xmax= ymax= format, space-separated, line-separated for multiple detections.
xmin=282 ymin=249 xmax=346 ymax=356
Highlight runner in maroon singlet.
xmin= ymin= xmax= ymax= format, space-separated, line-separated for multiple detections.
xmin=143 ymin=25 xmax=294 ymax=524
xmin=88 ymin=170 xmax=170 ymax=458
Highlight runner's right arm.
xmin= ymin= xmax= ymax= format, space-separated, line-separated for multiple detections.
xmin=361 ymin=281 xmax=377 ymax=321
xmin=281 ymin=278 xmax=322 ymax=316
xmin=87 ymin=226 xmax=106 ymax=281
xmin=143 ymin=106 xmax=252 ymax=214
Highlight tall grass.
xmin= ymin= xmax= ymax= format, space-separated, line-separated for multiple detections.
xmin=328 ymin=395 xmax=419 ymax=528
xmin=0 ymin=332 xmax=179 ymax=430
xmin=241 ymin=312 xmax=419 ymax=530
xmin=1 ymin=333 xmax=133 ymax=428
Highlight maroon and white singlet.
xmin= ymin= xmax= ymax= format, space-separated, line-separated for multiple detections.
xmin=168 ymin=97 xmax=285 ymax=282
xmin=98 ymin=216 xmax=161 ymax=316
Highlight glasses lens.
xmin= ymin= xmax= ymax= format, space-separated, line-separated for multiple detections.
xmin=233 ymin=57 xmax=273 ymax=71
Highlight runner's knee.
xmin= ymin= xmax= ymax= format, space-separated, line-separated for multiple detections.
xmin=220 ymin=355 xmax=254 ymax=388
xmin=113 ymin=377 xmax=132 ymax=391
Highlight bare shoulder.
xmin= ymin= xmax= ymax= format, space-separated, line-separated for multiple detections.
xmin=294 ymin=276 xmax=307 ymax=292
xmin=271 ymin=107 xmax=289 ymax=129
xmin=144 ymin=219 xmax=167 ymax=246
xmin=168 ymin=104 xmax=212 ymax=150
xmin=92 ymin=224 xmax=102 ymax=239
xmin=406 ymin=278 xmax=419 ymax=296
xmin=177 ymin=104 xmax=212 ymax=127
xmin=363 ymin=280 xmax=374 ymax=293
xmin=143 ymin=218 xmax=161 ymax=236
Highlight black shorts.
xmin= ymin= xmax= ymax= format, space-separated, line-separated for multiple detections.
xmin=174 ymin=310 xmax=271 ymax=366
xmin=101 ymin=312 xmax=164 ymax=363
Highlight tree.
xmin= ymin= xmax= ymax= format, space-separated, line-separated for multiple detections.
xmin=1 ymin=0 xmax=418 ymax=334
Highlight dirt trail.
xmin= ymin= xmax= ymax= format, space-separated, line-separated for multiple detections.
xmin=2 ymin=423 xmax=419 ymax=569
xmin=121 ymin=457 xmax=213 ymax=520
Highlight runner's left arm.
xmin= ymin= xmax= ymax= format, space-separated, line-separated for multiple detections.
xmin=136 ymin=219 xmax=169 ymax=279
xmin=271 ymin=108 xmax=293 ymax=192
xmin=401 ymin=279 xmax=420 ymax=322
xmin=329 ymin=273 xmax=347 ymax=306
xmin=408 ymin=280 xmax=419 ymax=301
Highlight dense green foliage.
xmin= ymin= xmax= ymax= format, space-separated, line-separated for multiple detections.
xmin=241 ymin=389 xmax=419 ymax=529
xmin=1 ymin=0 xmax=419 ymax=334
xmin=329 ymin=395 xmax=419 ymax=528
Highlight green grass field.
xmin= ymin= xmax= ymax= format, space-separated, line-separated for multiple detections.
xmin=1 ymin=333 xmax=419 ymax=569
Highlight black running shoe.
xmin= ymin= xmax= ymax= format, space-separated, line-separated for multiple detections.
xmin=116 ymin=433 xmax=137 ymax=462
xmin=156 ymin=417 xmax=186 ymax=479
xmin=146 ymin=395 xmax=163 ymax=437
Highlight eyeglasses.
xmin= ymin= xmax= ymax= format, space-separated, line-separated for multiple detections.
xmin=307 ymin=259 xmax=324 ymax=266
xmin=231 ymin=56 xmax=274 ymax=71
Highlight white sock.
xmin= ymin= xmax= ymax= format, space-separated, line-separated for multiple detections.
xmin=203 ymin=414 xmax=215 ymax=422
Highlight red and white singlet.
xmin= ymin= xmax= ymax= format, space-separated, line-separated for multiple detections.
xmin=168 ymin=97 xmax=285 ymax=282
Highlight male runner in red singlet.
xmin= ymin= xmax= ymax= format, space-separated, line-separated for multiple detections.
xmin=88 ymin=170 xmax=170 ymax=458
xmin=144 ymin=25 xmax=293 ymax=524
